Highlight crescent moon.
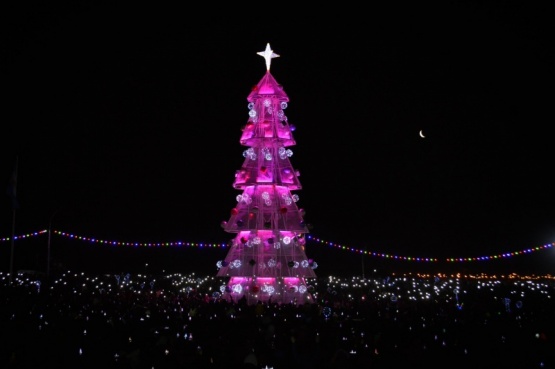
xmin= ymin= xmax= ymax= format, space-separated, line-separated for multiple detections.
xmin=419 ymin=130 xmax=425 ymax=138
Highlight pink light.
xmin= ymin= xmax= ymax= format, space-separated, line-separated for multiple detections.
xmin=283 ymin=277 xmax=301 ymax=285
xmin=256 ymin=277 xmax=276 ymax=284
xmin=229 ymin=277 xmax=253 ymax=284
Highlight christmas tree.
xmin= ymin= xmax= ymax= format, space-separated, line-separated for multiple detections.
xmin=216 ymin=44 xmax=317 ymax=305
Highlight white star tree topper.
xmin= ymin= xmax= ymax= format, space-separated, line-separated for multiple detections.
xmin=257 ymin=43 xmax=279 ymax=71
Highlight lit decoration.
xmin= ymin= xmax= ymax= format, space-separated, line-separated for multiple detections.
xmin=278 ymin=147 xmax=293 ymax=159
xmin=215 ymin=44 xmax=316 ymax=305
xmin=262 ymin=148 xmax=272 ymax=161
xmin=0 ymin=230 xmax=48 ymax=242
xmin=282 ymin=194 xmax=292 ymax=205
xmin=3 ymin=230 xmax=555 ymax=265
xmin=257 ymin=43 xmax=279 ymax=71
xmin=231 ymin=260 xmax=241 ymax=268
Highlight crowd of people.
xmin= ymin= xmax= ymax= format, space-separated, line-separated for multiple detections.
xmin=1 ymin=270 xmax=555 ymax=368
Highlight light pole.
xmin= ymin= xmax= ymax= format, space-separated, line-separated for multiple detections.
xmin=47 ymin=210 xmax=59 ymax=280
xmin=361 ymin=246 xmax=366 ymax=280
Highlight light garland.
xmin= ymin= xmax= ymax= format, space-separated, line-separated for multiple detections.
xmin=0 ymin=230 xmax=47 ymax=241
xmin=0 ymin=230 xmax=227 ymax=248
xmin=306 ymin=235 xmax=555 ymax=263
xmin=1 ymin=230 xmax=554 ymax=263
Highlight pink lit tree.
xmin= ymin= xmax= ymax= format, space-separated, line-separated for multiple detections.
xmin=216 ymin=44 xmax=317 ymax=305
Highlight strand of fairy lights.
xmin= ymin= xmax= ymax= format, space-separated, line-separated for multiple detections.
xmin=1 ymin=230 xmax=553 ymax=263
xmin=0 ymin=230 xmax=227 ymax=248
xmin=306 ymin=236 xmax=555 ymax=263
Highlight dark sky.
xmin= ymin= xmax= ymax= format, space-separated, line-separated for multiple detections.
xmin=1 ymin=3 xmax=553 ymax=275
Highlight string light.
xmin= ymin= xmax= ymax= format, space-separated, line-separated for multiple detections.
xmin=306 ymin=235 xmax=555 ymax=264
xmin=1 ymin=230 xmax=553 ymax=264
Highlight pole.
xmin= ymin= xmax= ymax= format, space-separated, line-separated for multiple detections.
xmin=361 ymin=247 xmax=366 ymax=280
xmin=9 ymin=208 xmax=16 ymax=285
xmin=8 ymin=156 xmax=18 ymax=285
xmin=47 ymin=210 xmax=59 ymax=280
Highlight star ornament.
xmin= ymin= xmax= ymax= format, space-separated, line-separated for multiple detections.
xmin=257 ymin=43 xmax=279 ymax=71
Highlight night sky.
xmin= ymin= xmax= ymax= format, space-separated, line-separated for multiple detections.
xmin=2 ymin=3 xmax=553 ymax=275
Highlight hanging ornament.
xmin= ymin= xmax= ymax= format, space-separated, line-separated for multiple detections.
xmin=279 ymin=206 xmax=288 ymax=214
xmin=287 ymin=261 xmax=295 ymax=268
xmin=231 ymin=208 xmax=239 ymax=215
xmin=251 ymin=285 xmax=260 ymax=293
xmin=249 ymin=259 xmax=256 ymax=266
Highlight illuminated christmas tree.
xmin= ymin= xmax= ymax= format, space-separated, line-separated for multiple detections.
xmin=216 ymin=44 xmax=317 ymax=305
